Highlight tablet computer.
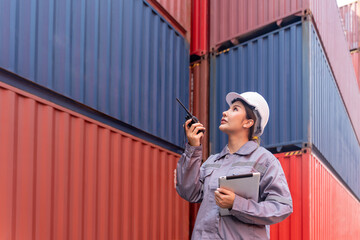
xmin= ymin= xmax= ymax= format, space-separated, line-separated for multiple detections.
xmin=218 ymin=172 xmax=260 ymax=216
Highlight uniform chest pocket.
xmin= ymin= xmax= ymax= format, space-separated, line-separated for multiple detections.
xmin=201 ymin=168 xmax=218 ymax=190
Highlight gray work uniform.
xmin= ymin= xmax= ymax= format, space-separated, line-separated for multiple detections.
xmin=176 ymin=141 xmax=293 ymax=239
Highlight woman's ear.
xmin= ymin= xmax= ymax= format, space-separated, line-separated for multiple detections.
xmin=243 ymin=120 xmax=254 ymax=128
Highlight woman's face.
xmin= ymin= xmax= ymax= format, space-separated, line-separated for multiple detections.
xmin=219 ymin=100 xmax=253 ymax=134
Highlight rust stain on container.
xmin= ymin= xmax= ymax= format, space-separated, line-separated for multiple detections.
xmin=0 ymin=81 xmax=190 ymax=240
xmin=271 ymin=150 xmax=360 ymax=239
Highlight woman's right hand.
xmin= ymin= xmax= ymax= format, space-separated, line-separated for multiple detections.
xmin=184 ymin=119 xmax=206 ymax=147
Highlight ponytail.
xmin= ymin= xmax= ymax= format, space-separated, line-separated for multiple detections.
xmin=251 ymin=136 xmax=261 ymax=145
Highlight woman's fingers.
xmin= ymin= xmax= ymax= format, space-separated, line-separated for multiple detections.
xmin=186 ymin=122 xmax=205 ymax=136
xmin=184 ymin=119 xmax=192 ymax=130
xmin=197 ymin=132 xmax=204 ymax=139
xmin=217 ymin=188 xmax=232 ymax=195
xmin=184 ymin=119 xmax=205 ymax=146
xmin=215 ymin=191 xmax=224 ymax=203
xmin=214 ymin=191 xmax=221 ymax=206
xmin=184 ymin=120 xmax=201 ymax=132
xmin=192 ymin=126 xmax=206 ymax=135
xmin=215 ymin=189 xmax=235 ymax=209
xmin=190 ymin=123 xmax=203 ymax=133
xmin=215 ymin=197 xmax=225 ymax=208
xmin=214 ymin=190 xmax=221 ymax=198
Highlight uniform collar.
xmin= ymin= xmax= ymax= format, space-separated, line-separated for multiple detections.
xmin=215 ymin=141 xmax=259 ymax=162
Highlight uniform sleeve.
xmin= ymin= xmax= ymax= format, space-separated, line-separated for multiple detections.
xmin=176 ymin=143 xmax=204 ymax=203
xmin=229 ymin=158 xmax=293 ymax=225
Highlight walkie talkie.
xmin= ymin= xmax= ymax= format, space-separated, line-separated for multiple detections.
xmin=176 ymin=98 xmax=205 ymax=134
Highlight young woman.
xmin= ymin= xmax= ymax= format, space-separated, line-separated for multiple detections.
xmin=176 ymin=91 xmax=293 ymax=239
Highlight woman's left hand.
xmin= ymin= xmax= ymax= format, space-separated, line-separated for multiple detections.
xmin=214 ymin=188 xmax=235 ymax=209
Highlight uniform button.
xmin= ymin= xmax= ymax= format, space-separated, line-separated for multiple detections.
xmin=225 ymin=155 xmax=229 ymax=159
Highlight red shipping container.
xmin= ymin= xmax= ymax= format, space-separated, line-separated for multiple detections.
xmin=191 ymin=0 xmax=209 ymax=56
xmin=210 ymin=0 xmax=305 ymax=51
xmin=339 ymin=1 xmax=360 ymax=50
xmin=271 ymin=150 xmax=360 ymax=239
xmin=351 ymin=50 xmax=360 ymax=90
xmin=0 ymin=81 xmax=190 ymax=240
xmin=209 ymin=0 xmax=360 ymax=148
xmin=146 ymin=0 xmax=191 ymax=42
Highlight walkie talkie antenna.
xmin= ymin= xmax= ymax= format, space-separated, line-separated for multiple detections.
xmin=176 ymin=98 xmax=193 ymax=117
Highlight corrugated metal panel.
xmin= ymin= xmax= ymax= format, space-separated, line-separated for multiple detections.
xmin=209 ymin=20 xmax=360 ymax=198
xmin=209 ymin=0 xmax=360 ymax=143
xmin=190 ymin=0 xmax=209 ymax=56
xmin=190 ymin=57 xmax=210 ymax=160
xmin=271 ymin=150 xmax=360 ymax=239
xmin=209 ymin=0 xmax=305 ymax=51
xmin=309 ymin=0 xmax=360 ymax=147
xmin=271 ymin=151 xmax=310 ymax=240
xmin=351 ymin=50 xmax=360 ymax=90
xmin=0 ymin=0 xmax=190 ymax=148
xmin=339 ymin=1 xmax=360 ymax=50
xmin=0 ymin=81 xmax=190 ymax=240
xmin=0 ymin=67 xmax=185 ymax=155
xmin=147 ymin=0 xmax=191 ymax=42
xmin=308 ymin=21 xmax=360 ymax=198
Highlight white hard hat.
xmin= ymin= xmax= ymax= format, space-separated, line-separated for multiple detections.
xmin=226 ymin=91 xmax=270 ymax=137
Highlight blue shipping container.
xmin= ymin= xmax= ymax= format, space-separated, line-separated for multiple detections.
xmin=0 ymin=0 xmax=189 ymax=148
xmin=209 ymin=20 xmax=360 ymax=199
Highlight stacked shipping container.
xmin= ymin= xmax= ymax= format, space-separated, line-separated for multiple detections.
xmin=0 ymin=0 xmax=194 ymax=239
xmin=209 ymin=0 xmax=360 ymax=146
xmin=209 ymin=20 xmax=360 ymax=199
